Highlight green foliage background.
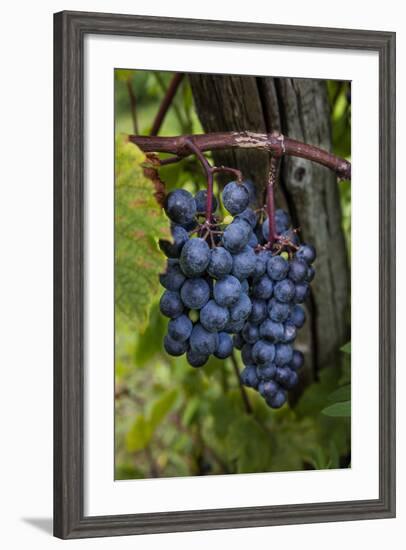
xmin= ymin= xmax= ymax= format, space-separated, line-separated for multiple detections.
xmin=114 ymin=71 xmax=351 ymax=480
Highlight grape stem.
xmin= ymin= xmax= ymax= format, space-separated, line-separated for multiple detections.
xmin=183 ymin=138 xmax=242 ymax=225
xmin=230 ymin=351 xmax=253 ymax=414
xmin=267 ymin=155 xmax=280 ymax=247
xmin=129 ymin=130 xmax=351 ymax=180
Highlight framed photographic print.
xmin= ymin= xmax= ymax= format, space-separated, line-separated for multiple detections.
xmin=54 ymin=10 xmax=396 ymax=539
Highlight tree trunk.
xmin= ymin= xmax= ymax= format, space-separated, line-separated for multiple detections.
xmin=189 ymin=74 xmax=350 ymax=388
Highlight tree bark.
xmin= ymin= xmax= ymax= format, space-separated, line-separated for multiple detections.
xmin=189 ymin=74 xmax=350 ymax=388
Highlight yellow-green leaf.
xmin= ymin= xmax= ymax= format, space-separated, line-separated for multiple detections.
xmin=125 ymin=415 xmax=152 ymax=453
xmin=149 ymin=389 xmax=178 ymax=432
xmin=115 ymin=135 xmax=170 ymax=331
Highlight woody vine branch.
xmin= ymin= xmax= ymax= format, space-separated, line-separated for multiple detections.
xmin=129 ymin=131 xmax=351 ymax=180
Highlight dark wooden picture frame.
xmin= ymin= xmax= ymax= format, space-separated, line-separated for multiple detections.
xmin=54 ymin=10 xmax=396 ymax=539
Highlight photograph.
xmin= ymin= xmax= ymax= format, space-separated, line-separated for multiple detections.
xmin=114 ymin=69 xmax=352 ymax=480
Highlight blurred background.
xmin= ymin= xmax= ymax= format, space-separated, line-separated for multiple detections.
xmin=114 ymin=70 xmax=351 ymax=480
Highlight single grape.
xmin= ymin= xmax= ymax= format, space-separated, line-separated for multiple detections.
xmin=267 ymin=255 xmax=289 ymax=281
xmin=231 ymin=246 xmax=256 ymax=280
xmin=229 ymin=293 xmax=252 ymax=323
xmin=251 ymin=274 xmax=274 ymax=300
xmin=241 ymin=366 xmax=259 ymax=389
xmin=275 ymin=209 xmax=290 ymax=234
xmin=207 ymin=247 xmax=233 ymax=279
xmin=252 ymin=340 xmax=276 ymax=365
xmin=274 ymin=343 xmax=293 ymax=366
xmin=262 ymin=214 xmax=291 ymax=241
xmin=222 ymin=181 xmax=250 ymax=215
xmin=280 ymin=228 xmax=300 ymax=245
xmin=164 ymin=189 xmax=197 ymax=225
xmin=233 ymin=332 xmax=245 ymax=350
xmin=213 ymin=275 xmax=241 ymax=307
xmin=290 ymin=349 xmax=304 ymax=370
xmin=163 ymin=334 xmax=188 ymax=356
xmin=189 ymin=323 xmax=219 ymax=355
xmin=296 ymin=243 xmax=316 ymax=264
xmin=224 ymin=318 xmax=245 ymax=334
xmin=275 ymin=367 xmax=299 ymax=389
xmin=282 ymin=323 xmax=297 ymax=344
xmin=256 ymin=363 xmax=276 ymax=381
xmin=180 ymin=238 xmax=210 ymax=277
xmin=285 ymin=369 xmax=299 ymax=389
xmin=294 ymin=282 xmax=310 ymax=303
xmin=242 ymin=322 xmax=260 ymax=344
xmin=258 ymin=379 xmax=279 ymax=398
xmin=187 ymin=349 xmax=209 ymax=368
xmin=168 ymin=314 xmax=193 ymax=342
xmin=241 ymin=279 xmax=249 ymax=294
xmin=266 ymin=389 xmax=287 ymax=409
xmin=242 ymin=180 xmax=257 ymax=206
xmin=200 ymin=300 xmax=230 ymax=332
xmin=236 ymin=207 xmax=258 ymax=229
xmin=241 ymin=343 xmax=253 ymax=365
xmin=159 ymin=224 xmax=189 ymax=258
xmin=248 ymin=232 xmax=259 ymax=248
xmin=287 ymin=304 xmax=306 ymax=328
xmin=268 ymin=299 xmax=291 ymax=322
xmin=159 ymin=260 xmax=186 ymax=291
xmin=248 ymin=299 xmax=268 ymax=325
xmin=194 ymin=189 xmax=218 ymax=213
xmin=289 ymin=258 xmax=308 ymax=283
xmin=252 ymin=251 xmax=270 ymax=280
xmin=214 ymin=332 xmax=233 ymax=359
xmin=259 ymin=319 xmax=284 ymax=342
xmin=222 ymin=219 xmax=252 ymax=253
xmin=305 ymin=265 xmax=315 ymax=282
xmin=159 ymin=290 xmax=184 ymax=318
xmin=180 ymin=278 xmax=210 ymax=310
xmin=274 ymin=279 xmax=295 ymax=303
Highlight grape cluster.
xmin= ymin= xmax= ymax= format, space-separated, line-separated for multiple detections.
xmin=159 ymin=181 xmax=254 ymax=367
xmin=158 ymin=179 xmax=316 ymax=408
xmin=237 ymin=239 xmax=316 ymax=409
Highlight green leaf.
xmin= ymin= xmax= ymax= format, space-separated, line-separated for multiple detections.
xmin=134 ymin=301 xmax=167 ymax=366
xmin=115 ymin=69 xmax=134 ymax=82
xmin=226 ymin=416 xmax=272 ymax=473
xmin=322 ymin=401 xmax=351 ymax=417
xmin=115 ymin=135 xmax=170 ymax=331
xmin=341 ymin=342 xmax=351 ymax=354
xmin=294 ymin=366 xmax=340 ymax=418
xmin=125 ymin=415 xmax=152 ymax=452
xmin=182 ymin=397 xmax=200 ymax=427
xmin=149 ymin=389 xmax=178 ymax=432
xmin=327 ymin=384 xmax=351 ymax=403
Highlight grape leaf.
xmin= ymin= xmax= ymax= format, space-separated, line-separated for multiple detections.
xmin=340 ymin=342 xmax=351 ymax=354
xmin=327 ymin=384 xmax=351 ymax=403
xmin=322 ymin=401 xmax=351 ymax=417
xmin=115 ymin=135 xmax=170 ymax=331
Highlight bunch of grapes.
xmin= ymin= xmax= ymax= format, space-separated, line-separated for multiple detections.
xmin=236 ymin=237 xmax=316 ymax=409
xmin=159 ymin=181 xmax=255 ymax=367
xmin=158 ymin=178 xmax=316 ymax=408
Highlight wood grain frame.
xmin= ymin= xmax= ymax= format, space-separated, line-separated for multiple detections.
xmin=54 ymin=10 xmax=396 ymax=539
